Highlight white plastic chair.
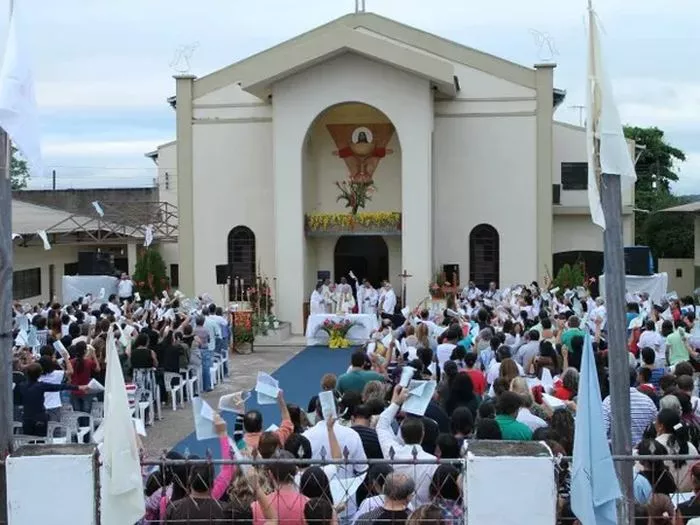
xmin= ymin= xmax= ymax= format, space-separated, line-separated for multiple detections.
xmin=63 ymin=411 xmax=94 ymax=443
xmin=180 ymin=367 xmax=199 ymax=401
xmin=91 ymin=402 xmax=105 ymax=426
xmin=135 ymin=388 xmax=155 ymax=426
xmin=164 ymin=372 xmax=184 ymax=411
xmin=46 ymin=422 xmax=69 ymax=444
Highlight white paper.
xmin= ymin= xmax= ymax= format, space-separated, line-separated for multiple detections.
xmin=192 ymin=398 xmax=217 ymax=441
xmin=98 ymin=287 xmax=106 ymax=300
xmin=134 ymin=292 xmax=141 ymax=302
xmin=319 ymin=390 xmax=337 ymax=420
xmin=540 ymin=368 xmax=554 ymax=392
xmin=401 ymin=307 xmax=410 ymax=318
xmin=87 ymin=378 xmax=105 ymax=393
xmin=132 ymin=418 xmax=146 ymax=437
xmin=36 ymin=229 xmax=51 ymax=250
xmin=255 ymin=372 xmax=279 ymax=405
xmin=17 ymin=314 xmax=28 ymax=331
xmin=266 ymin=424 xmax=279 ymax=432
xmin=403 ymin=380 xmax=437 ymax=416
xmin=14 ymin=329 xmax=28 ymax=347
xmin=218 ymin=391 xmax=250 ymax=414
xmin=542 ymin=393 xmax=566 ymax=409
xmin=399 ymin=366 xmax=416 ymax=388
xmin=381 ymin=333 xmax=393 ymax=347
xmin=53 ymin=340 xmax=67 ymax=354
xmin=162 ymin=290 xmax=169 ymax=299
xmin=92 ymin=201 xmax=105 ymax=217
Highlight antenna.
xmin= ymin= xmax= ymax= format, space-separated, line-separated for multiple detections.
xmin=569 ymin=105 xmax=586 ymax=126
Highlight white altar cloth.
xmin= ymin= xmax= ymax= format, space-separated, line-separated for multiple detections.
xmin=305 ymin=314 xmax=380 ymax=346
xmin=598 ymin=273 xmax=668 ymax=304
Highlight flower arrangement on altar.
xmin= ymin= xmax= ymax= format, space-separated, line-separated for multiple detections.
xmin=315 ymin=318 xmax=356 ymax=349
xmin=246 ymin=279 xmax=274 ymax=316
xmin=305 ymin=212 xmax=401 ymax=233
xmin=428 ymin=271 xmax=448 ymax=299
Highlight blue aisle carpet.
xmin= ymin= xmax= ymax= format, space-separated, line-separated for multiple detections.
xmin=172 ymin=346 xmax=354 ymax=457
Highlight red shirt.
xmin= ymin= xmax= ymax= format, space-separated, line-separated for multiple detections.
xmin=70 ymin=358 xmax=97 ymax=395
xmin=464 ymin=369 xmax=486 ymax=396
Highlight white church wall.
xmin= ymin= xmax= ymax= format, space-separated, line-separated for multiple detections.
xmin=194 ymin=82 xmax=266 ymax=106
xmin=190 ymin=120 xmax=275 ymax=298
xmin=156 ymin=141 xmax=177 ymax=208
xmin=355 ymin=28 xmax=536 ymax=99
xmin=13 ymin=244 xmax=81 ymax=304
xmin=553 ymin=214 xmax=634 ymax=254
xmin=305 ymin=104 xmax=401 ymax=214
xmin=273 ymin=53 xmax=433 ymax=331
xmin=433 ymin=114 xmax=538 ymax=286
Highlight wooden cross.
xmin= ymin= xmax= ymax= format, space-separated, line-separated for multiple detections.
xmin=398 ymin=269 xmax=412 ymax=308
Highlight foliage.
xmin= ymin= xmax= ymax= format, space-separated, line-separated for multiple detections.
xmin=132 ymin=248 xmax=168 ymax=299
xmin=428 ymin=271 xmax=448 ymax=298
xmin=335 ymin=180 xmax=375 ymax=214
xmin=246 ymin=279 xmax=274 ymax=315
xmin=315 ymin=318 xmax=356 ymax=348
xmin=552 ymin=263 xmax=586 ymax=290
xmin=10 ymin=146 xmax=29 ymax=190
xmin=623 ymin=126 xmax=689 ymax=253
xmin=232 ymin=312 xmax=255 ymax=345
xmin=306 ymin=211 xmax=401 ymax=232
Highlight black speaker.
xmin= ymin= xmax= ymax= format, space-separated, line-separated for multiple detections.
xmin=215 ymin=265 xmax=230 ymax=285
xmin=78 ymin=252 xmax=115 ymax=276
xmin=624 ymin=246 xmax=652 ymax=276
xmin=443 ymin=264 xmax=460 ymax=286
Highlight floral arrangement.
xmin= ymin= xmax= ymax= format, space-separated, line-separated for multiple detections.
xmin=232 ymin=311 xmax=255 ymax=345
xmin=315 ymin=318 xmax=356 ymax=349
xmin=306 ymin=212 xmax=401 ymax=233
xmin=335 ymin=180 xmax=375 ymax=214
xmin=428 ymin=271 xmax=448 ymax=298
xmin=246 ymin=280 xmax=274 ymax=316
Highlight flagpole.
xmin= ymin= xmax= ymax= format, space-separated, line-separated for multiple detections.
xmin=0 ymin=0 xmax=15 ymax=461
xmin=589 ymin=2 xmax=633 ymax=522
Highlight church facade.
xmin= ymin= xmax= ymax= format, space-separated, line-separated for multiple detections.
xmin=148 ymin=12 xmax=635 ymax=333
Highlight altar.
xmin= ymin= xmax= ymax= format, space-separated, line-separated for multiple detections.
xmin=305 ymin=314 xmax=380 ymax=346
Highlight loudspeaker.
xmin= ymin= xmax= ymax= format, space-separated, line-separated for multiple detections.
xmin=215 ymin=265 xmax=230 ymax=285
xmin=624 ymin=246 xmax=653 ymax=276
xmin=443 ymin=264 xmax=460 ymax=286
xmin=78 ymin=252 xmax=115 ymax=276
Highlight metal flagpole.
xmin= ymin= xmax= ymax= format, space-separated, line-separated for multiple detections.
xmin=0 ymin=0 xmax=15 ymax=461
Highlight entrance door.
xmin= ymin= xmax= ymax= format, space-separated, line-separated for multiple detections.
xmin=48 ymin=264 xmax=55 ymax=300
xmin=334 ymin=235 xmax=389 ymax=288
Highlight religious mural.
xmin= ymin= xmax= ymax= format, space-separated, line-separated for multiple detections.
xmin=327 ymin=123 xmax=395 ymax=214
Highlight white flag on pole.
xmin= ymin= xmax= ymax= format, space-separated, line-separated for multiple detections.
xmin=586 ymin=1 xmax=636 ymax=230
xmin=0 ymin=0 xmax=43 ymax=178
xmin=144 ymin=224 xmax=153 ymax=247
xmin=99 ymin=328 xmax=145 ymax=525
xmin=92 ymin=200 xmax=104 ymax=217
xmin=36 ymin=229 xmax=50 ymax=250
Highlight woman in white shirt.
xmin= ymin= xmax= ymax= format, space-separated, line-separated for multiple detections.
xmin=655 ymin=407 xmax=699 ymax=492
xmin=38 ymin=355 xmax=72 ymax=422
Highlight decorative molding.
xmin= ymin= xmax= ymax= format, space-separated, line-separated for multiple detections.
xmin=435 ymin=111 xmax=536 ymax=118
xmin=451 ymin=96 xmax=537 ymax=102
xmin=192 ymin=117 xmax=273 ymax=124
xmin=193 ymin=102 xmax=268 ymax=109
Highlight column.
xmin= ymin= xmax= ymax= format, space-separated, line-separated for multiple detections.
xmin=127 ymin=242 xmax=138 ymax=275
xmin=174 ymin=75 xmax=196 ymax=297
xmin=535 ymin=63 xmax=555 ymax=283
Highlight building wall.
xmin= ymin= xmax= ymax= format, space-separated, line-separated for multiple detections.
xmin=13 ymin=244 xmax=81 ymax=304
xmin=433 ymin=114 xmax=538 ymax=286
xmin=658 ymin=258 xmax=695 ymax=296
xmin=156 ymin=142 xmax=178 ymax=208
xmin=552 ymin=214 xmax=634 ymax=253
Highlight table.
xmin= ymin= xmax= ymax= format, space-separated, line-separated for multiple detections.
xmin=305 ymin=314 xmax=380 ymax=346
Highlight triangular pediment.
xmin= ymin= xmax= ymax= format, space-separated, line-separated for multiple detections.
xmin=193 ymin=12 xmax=538 ymax=101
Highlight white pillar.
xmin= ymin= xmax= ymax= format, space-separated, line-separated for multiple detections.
xmin=127 ymin=242 xmax=138 ymax=275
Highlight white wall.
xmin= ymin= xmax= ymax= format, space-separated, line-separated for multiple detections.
xmin=13 ymin=244 xmax=81 ymax=303
xmin=658 ymin=258 xmax=695 ymax=296
xmin=434 ymin=114 xmax=538 ymax=286
xmin=156 ymin=142 xmax=178 ymax=208
xmin=272 ymin=53 xmax=433 ymax=332
xmin=553 ymin=214 xmax=634 ymax=253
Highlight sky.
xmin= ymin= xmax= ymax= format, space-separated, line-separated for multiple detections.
xmin=5 ymin=0 xmax=700 ymax=194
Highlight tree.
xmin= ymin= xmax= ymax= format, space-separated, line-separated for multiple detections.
xmin=10 ymin=145 xmax=29 ymax=190
xmin=132 ymin=248 xmax=169 ymax=299
xmin=623 ymin=126 xmax=691 ymax=257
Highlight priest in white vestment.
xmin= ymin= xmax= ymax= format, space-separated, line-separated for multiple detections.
xmin=381 ymin=283 xmax=397 ymax=316
xmin=310 ymin=283 xmax=326 ymax=314
xmin=360 ymin=281 xmax=378 ymax=315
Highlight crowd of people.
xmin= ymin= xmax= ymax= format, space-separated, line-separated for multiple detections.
xmin=11 ymin=274 xmax=700 ymax=524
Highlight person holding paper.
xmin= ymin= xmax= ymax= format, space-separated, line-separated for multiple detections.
xmin=117 ymin=272 xmax=135 ymax=303
xmin=337 ymin=351 xmax=385 ymax=395
xmin=376 ymin=385 xmax=437 ymax=507
xmin=244 ymin=390 xmax=294 ymax=450
xmin=69 ymin=341 xmax=101 ymax=413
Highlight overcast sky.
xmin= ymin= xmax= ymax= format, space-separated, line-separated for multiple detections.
xmin=6 ymin=0 xmax=700 ymax=194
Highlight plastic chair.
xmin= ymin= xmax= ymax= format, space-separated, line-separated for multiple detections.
xmin=164 ymin=372 xmax=184 ymax=411
xmin=12 ymin=421 xmax=23 ymax=435
xmin=62 ymin=411 xmax=94 ymax=443
xmin=180 ymin=367 xmax=199 ymax=401
xmin=135 ymin=388 xmax=155 ymax=426
xmin=91 ymin=402 xmax=105 ymax=426
xmin=13 ymin=435 xmax=47 ymax=448
xmin=46 ymin=422 xmax=69 ymax=444
xmin=133 ymin=368 xmax=162 ymax=420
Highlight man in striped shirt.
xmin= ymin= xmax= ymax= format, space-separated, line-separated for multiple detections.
xmin=601 ymin=366 xmax=657 ymax=446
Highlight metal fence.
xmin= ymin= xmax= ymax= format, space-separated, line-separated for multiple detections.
xmin=3 ymin=451 xmax=700 ymax=524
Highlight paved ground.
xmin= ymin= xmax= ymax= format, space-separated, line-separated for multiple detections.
xmin=141 ymin=342 xmax=305 ymax=456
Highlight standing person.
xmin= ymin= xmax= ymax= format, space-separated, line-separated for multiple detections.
xmin=117 ymin=272 xmax=135 ymax=303
xmin=310 ymin=283 xmax=326 ymax=315
xmin=70 ymin=341 xmax=100 ymax=413
xmin=193 ymin=316 xmax=213 ymax=392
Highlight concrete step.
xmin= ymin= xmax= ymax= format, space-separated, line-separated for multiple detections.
xmin=254 ymin=321 xmax=296 ymax=345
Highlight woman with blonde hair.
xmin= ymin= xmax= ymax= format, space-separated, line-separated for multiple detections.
xmin=415 ymin=323 xmax=430 ymax=350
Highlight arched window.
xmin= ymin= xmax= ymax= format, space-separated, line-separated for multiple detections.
xmin=227 ymin=226 xmax=256 ymax=299
xmin=469 ymin=224 xmax=499 ymax=289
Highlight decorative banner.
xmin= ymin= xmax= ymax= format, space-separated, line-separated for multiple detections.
xmin=36 ymin=229 xmax=51 ymax=250
xmin=144 ymin=225 xmax=154 ymax=247
xmin=327 ymin=123 xmax=395 ymax=183
xmin=92 ymin=200 xmax=105 ymax=217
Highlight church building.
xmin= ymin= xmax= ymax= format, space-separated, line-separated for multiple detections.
xmin=148 ymin=11 xmax=635 ymax=333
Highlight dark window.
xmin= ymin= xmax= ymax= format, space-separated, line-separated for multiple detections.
xmin=561 ymin=162 xmax=588 ymax=190
xmin=13 ymin=268 xmax=41 ymax=300
xmin=227 ymin=226 xmax=256 ymax=300
xmin=676 ymin=268 xmax=683 ymax=278
xmin=552 ymin=184 xmax=561 ymax=204
xmin=64 ymin=262 xmax=79 ymax=276
xmin=469 ymin=224 xmax=499 ymax=289
xmin=170 ymin=264 xmax=180 ymax=287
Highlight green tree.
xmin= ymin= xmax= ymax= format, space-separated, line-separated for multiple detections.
xmin=10 ymin=145 xmax=29 ymax=190
xmin=623 ymin=126 xmax=690 ymax=256
xmin=132 ymin=248 xmax=169 ymax=299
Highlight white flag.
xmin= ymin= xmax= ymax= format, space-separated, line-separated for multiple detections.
xmin=11 ymin=232 xmax=19 ymax=240
xmin=0 ymin=1 xmax=43 ymax=178
xmin=99 ymin=328 xmax=145 ymax=525
xmin=92 ymin=200 xmax=104 ymax=217
xmin=144 ymin=224 xmax=153 ymax=247
xmin=586 ymin=2 xmax=636 ymax=229
xmin=36 ymin=229 xmax=50 ymax=250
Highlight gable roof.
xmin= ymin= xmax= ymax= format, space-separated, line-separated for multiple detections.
xmin=193 ymin=12 xmax=537 ymax=101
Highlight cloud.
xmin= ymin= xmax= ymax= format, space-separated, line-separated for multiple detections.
xmin=42 ymin=139 xmax=169 ymax=157
xmin=672 ymin=152 xmax=700 ymax=195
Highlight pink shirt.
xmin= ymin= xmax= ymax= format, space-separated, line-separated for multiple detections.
xmin=252 ymin=487 xmax=308 ymax=525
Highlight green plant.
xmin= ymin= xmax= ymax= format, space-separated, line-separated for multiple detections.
xmin=335 ymin=180 xmax=375 ymax=214
xmin=553 ymin=262 xmax=586 ymax=290
xmin=132 ymin=248 xmax=168 ymax=299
